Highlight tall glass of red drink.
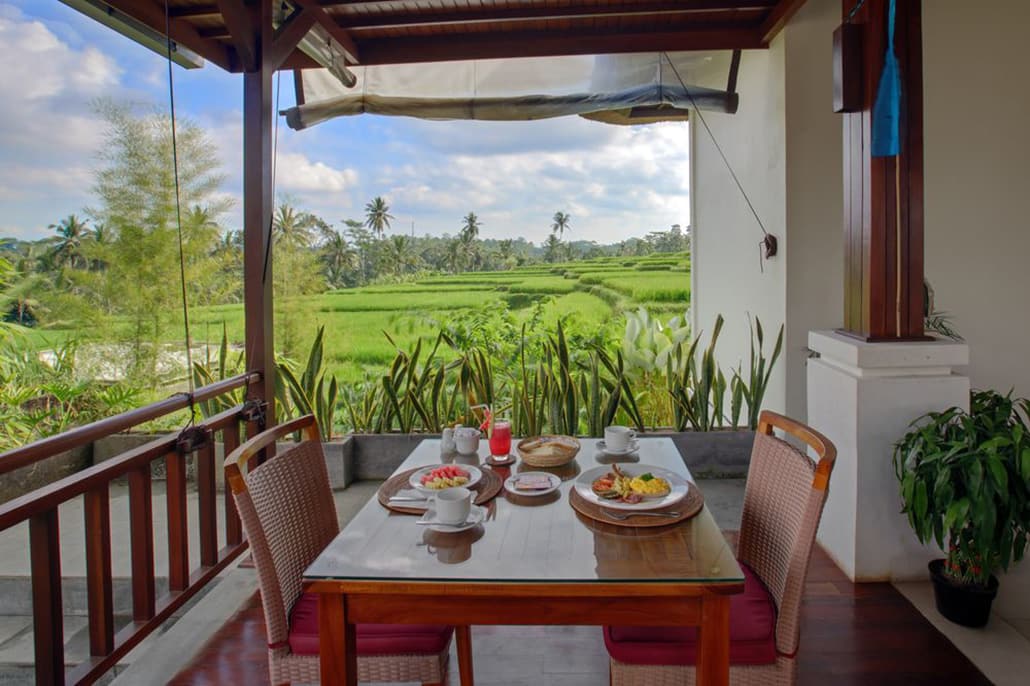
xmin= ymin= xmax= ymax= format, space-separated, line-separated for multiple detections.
xmin=489 ymin=420 xmax=512 ymax=457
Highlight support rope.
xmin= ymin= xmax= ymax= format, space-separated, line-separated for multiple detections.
xmin=663 ymin=53 xmax=774 ymax=272
xmin=163 ymin=0 xmax=195 ymax=424
xmin=262 ymin=69 xmax=283 ymax=286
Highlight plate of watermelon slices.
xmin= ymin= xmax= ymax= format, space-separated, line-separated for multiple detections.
xmin=409 ymin=464 xmax=483 ymax=493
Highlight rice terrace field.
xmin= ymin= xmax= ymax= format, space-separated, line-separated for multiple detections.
xmin=193 ymin=252 xmax=691 ymax=383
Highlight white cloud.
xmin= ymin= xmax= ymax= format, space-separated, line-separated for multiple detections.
xmin=276 ymin=152 xmax=358 ymax=194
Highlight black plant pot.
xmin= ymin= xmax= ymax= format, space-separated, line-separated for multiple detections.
xmin=928 ymin=559 xmax=999 ymax=628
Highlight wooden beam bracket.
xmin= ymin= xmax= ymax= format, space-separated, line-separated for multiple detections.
xmin=216 ymin=0 xmax=258 ymax=72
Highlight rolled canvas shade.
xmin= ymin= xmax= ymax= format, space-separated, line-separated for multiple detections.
xmin=283 ymin=52 xmax=738 ymax=130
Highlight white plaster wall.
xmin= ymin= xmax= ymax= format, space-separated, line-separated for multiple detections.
xmin=782 ymin=0 xmax=844 ymax=420
xmin=922 ymin=0 xmax=1030 ymax=620
xmin=690 ymin=41 xmax=787 ymax=415
xmin=691 ymin=0 xmax=842 ymax=421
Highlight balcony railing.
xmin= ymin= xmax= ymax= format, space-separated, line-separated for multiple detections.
xmin=0 ymin=372 xmax=263 ymax=685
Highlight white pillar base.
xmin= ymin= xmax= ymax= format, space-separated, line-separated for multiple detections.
xmin=807 ymin=330 xmax=970 ymax=582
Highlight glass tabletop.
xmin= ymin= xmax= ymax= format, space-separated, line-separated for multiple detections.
xmin=305 ymin=438 xmax=743 ymax=585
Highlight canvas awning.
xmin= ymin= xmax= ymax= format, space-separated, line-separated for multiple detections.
xmin=283 ymin=51 xmax=739 ymax=130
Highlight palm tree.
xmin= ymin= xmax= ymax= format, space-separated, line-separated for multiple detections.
xmin=48 ymin=214 xmax=90 ymax=270
xmin=544 ymin=232 xmax=563 ymax=263
xmin=445 ymin=238 xmax=465 ymax=273
xmin=551 ymin=211 xmax=571 ymax=239
xmin=385 ymin=235 xmax=418 ymax=275
xmin=273 ymin=203 xmax=319 ymax=250
xmin=364 ymin=197 xmax=394 ymax=239
xmin=321 ymin=230 xmax=360 ymax=286
xmin=460 ymin=212 xmax=481 ymax=244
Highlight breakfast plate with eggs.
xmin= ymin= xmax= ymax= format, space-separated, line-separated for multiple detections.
xmin=575 ymin=464 xmax=689 ymax=511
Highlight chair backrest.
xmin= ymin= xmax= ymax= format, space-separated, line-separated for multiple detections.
xmin=736 ymin=410 xmax=836 ymax=658
xmin=224 ymin=415 xmax=339 ymax=650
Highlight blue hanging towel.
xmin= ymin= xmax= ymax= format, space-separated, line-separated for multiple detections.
xmin=872 ymin=0 xmax=901 ymax=157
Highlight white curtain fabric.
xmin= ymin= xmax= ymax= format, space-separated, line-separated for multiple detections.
xmin=283 ymin=52 xmax=737 ymax=130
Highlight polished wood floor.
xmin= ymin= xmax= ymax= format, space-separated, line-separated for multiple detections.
xmin=170 ymin=537 xmax=991 ymax=686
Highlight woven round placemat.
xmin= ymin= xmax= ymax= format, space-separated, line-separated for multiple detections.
xmin=377 ymin=466 xmax=503 ymax=515
xmin=568 ymin=483 xmax=704 ymax=528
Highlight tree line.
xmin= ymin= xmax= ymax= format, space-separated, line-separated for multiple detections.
xmin=0 ymin=100 xmax=689 ymax=378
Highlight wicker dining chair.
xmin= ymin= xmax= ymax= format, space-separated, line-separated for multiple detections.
xmin=225 ymin=415 xmax=473 ymax=686
xmin=605 ymin=410 xmax=837 ymax=686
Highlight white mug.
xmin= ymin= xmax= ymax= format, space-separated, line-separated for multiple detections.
xmin=435 ymin=487 xmax=472 ymax=525
xmin=604 ymin=425 xmax=636 ymax=451
xmin=454 ymin=427 xmax=481 ymax=455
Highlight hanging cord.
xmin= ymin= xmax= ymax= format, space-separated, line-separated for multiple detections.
xmin=663 ymin=53 xmax=774 ymax=271
xmin=163 ymin=0 xmax=196 ymax=425
xmin=847 ymin=0 xmax=869 ymax=23
xmin=262 ymin=70 xmax=283 ymax=285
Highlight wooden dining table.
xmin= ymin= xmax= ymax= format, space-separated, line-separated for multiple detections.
xmin=304 ymin=437 xmax=744 ymax=686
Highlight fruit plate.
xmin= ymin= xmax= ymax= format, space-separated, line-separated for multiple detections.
xmin=574 ymin=465 xmax=689 ymax=511
xmin=409 ymin=464 xmax=483 ymax=493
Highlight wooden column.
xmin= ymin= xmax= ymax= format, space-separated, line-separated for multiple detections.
xmin=841 ymin=0 xmax=926 ymax=340
xmin=243 ymin=1 xmax=276 ymax=419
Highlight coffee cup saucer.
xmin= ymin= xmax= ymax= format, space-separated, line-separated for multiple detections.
xmin=419 ymin=504 xmax=485 ymax=533
xmin=597 ymin=439 xmax=639 ymax=457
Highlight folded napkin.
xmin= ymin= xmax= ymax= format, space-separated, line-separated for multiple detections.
xmin=389 ymin=488 xmax=428 ymax=502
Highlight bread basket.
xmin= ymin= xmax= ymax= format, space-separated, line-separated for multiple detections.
xmin=516 ymin=435 xmax=581 ymax=467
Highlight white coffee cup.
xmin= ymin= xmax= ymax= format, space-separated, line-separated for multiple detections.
xmin=454 ymin=427 xmax=481 ymax=455
xmin=604 ymin=425 xmax=636 ymax=451
xmin=435 ymin=487 xmax=473 ymax=525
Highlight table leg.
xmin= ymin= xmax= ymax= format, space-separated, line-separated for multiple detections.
xmin=456 ymin=625 xmax=474 ymax=685
xmin=696 ymin=594 xmax=731 ymax=686
xmin=319 ymin=592 xmax=357 ymax=685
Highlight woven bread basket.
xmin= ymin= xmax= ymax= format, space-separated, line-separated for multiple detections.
xmin=516 ymin=435 xmax=581 ymax=467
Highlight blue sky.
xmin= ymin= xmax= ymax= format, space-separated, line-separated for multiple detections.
xmin=0 ymin=1 xmax=691 ymax=244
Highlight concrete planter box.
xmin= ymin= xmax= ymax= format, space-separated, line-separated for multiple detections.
xmin=81 ymin=427 xmax=754 ymax=496
xmin=345 ymin=429 xmax=755 ymax=480
xmin=0 ymin=445 xmax=92 ymax=505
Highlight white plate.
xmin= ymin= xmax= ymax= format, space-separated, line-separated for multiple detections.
xmin=596 ymin=439 xmax=639 ymax=456
xmin=419 ymin=504 xmax=486 ymax=533
xmin=409 ymin=464 xmax=483 ymax=493
xmin=574 ymin=465 xmax=689 ymax=511
xmin=504 ymin=471 xmax=562 ymax=497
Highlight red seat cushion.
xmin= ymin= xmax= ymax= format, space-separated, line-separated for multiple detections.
xmin=288 ymin=593 xmax=453 ymax=656
xmin=604 ymin=563 xmax=777 ymax=666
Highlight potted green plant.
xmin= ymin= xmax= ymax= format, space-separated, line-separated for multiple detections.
xmin=893 ymin=390 xmax=1030 ymax=627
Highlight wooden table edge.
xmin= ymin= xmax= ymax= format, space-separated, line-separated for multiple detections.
xmin=303 ymin=579 xmax=745 ymax=596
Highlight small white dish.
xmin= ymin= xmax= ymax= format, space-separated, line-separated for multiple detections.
xmin=504 ymin=471 xmax=561 ymax=497
xmin=596 ymin=439 xmax=639 ymax=456
xmin=418 ymin=504 xmax=485 ymax=533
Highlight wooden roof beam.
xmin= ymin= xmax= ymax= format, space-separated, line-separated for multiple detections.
xmin=357 ymin=27 xmax=766 ymax=66
xmin=335 ymin=1 xmax=775 ymax=31
xmin=169 ymin=3 xmax=219 ymax=18
xmin=215 ymin=0 xmax=256 ymax=72
xmin=102 ymin=0 xmax=237 ymax=70
xmin=760 ymin=0 xmax=809 ymax=44
xmin=293 ymin=0 xmax=360 ymax=63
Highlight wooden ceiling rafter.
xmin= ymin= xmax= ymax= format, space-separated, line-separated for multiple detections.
xmin=78 ymin=0 xmax=807 ymax=73
xmin=103 ymin=0 xmax=238 ymax=70
xmin=357 ymin=26 xmax=765 ymax=66
xmin=292 ymin=0 xmax=361 ymax=62
xmin=329 ymin=1 xmax=773 ymax=32
xmin=759 ymin=0 xmax=809 ymax=44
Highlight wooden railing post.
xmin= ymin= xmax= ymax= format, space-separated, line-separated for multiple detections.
xmin=128 ymin=467 xmax=155 ymax=620
xmin=166 ymin=451 xmax=190 ymax=592
xmin=223 ymin=421 xmax=243 ymax=547
xmin=197 ymin=429 xmax=218 ymax=567
xmin=30 ymin=509 xmax=64 ymax=686
xmin=84 ymin=487 xmax=114 ymax=656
